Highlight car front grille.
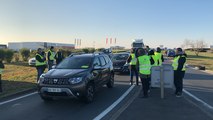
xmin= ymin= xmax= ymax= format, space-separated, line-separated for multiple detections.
xmin=43 ymin=78 xmax=70 ymax=85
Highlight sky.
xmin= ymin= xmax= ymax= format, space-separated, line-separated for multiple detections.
xmin=0 ymin=0 xmax=213 ymax=49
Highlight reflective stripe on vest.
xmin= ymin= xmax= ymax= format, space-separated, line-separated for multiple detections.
xmin=48 ymin=50 xmax=55 ymax=61
xmin=130 ymin=54 xmax=137 ymax=65
xmin=36 ymin=54 xmax=46 ymax=66
xmin=172 ymin=56 xmax=186 ymax=71
xmin=138 ymin=55 xmax=151 ymax=75
xmin=155 ymin=52 xmax=162 ymax=66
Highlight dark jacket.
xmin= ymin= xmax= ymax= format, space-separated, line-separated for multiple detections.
xmin=175 ymin=54 xmax=186 ymax=72
xmin=0 ymin=60 xmax=4 ymax=69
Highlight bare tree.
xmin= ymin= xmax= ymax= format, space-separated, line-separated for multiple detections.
xmin=182 ymin=39 xmax=191 ymax=49
xmin=190 ymin=40 xmax=207 ymax=56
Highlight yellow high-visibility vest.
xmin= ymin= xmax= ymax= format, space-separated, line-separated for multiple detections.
xmin=138 ymin=55 xmax=151 ymax=75
xmin=130 ymin=54 xmax=137 ymax=65
xmin=154 ymin=52 xmax=162 ymax=66
xmin=36 ymin=54 xmax=46 ymax=66
xmin=48 ymin=50 xmax=55 ymax=61
xmin=151 ymin=55 xmax=158 ymax=66
xmin=172 ymin=56 xmax=186 ymax=71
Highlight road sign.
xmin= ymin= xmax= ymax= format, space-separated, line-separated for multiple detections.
xmin=151 ymin=64 xmax=174 ymax=88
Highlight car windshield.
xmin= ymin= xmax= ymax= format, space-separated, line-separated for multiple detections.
xmin=56 ymin=56 xmax=92 ymax=69
xmin=112 ymin=54 xmax=129 ymax=61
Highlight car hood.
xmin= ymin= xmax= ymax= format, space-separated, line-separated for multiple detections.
xmin=113 ymin=60 xmax=126 ymax=66
xmin=44 ymin=69 xmax=88 ymax=78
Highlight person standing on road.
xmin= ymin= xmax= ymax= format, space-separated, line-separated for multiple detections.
xmin=137 ymin=48 xmax=151 ymax=98
xmin=47 ymin=46 xmax=55 ymax=70
xmin=154 ymin=47 xmax=164 ymax=66
xmin=55 ymin=49 xmax=64 ymax=65
xmin=127 ymin=48 xmax=139 ymax=85
xmin=36 ymin=48 xmax=46 ymax=81
xmin=0 ymin=58 xmax=5 ymax=92
xmin=172 ymin=48 xmax=186 ymax=97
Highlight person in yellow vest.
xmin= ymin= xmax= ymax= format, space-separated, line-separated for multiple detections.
xmin=36 ymin=48 xmax=46 ymax=81
xmin=154 ymin=47 xmax=164 ymax=66
xmin=54 ymin=49 xmax=64 ymax=65
xmin=0 ymin=58 xmax=5 ymax=92
xmin=172 ymin=48 xmax=186 ymax=97
xmin=47 ymin=46 xmax=55 ymax=70
xmin=136 ymin=48 xmax=152 ymax=98
xmin=127 ymin=48 xmax=139 ymax=85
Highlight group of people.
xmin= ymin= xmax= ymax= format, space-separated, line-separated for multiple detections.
xmin=127 ymin=47 xmax=186 ymax=98
xmin=35 ymin=46 xmax=64 ymax=81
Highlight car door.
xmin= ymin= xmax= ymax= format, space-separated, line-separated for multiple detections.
xmin=99 ymin=56 xmax=110 ymax=84
xmin=92 ymin=57 xmax=102 ymax=87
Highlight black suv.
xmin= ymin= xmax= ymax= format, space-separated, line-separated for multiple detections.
xmin=38 ymin=53 xmax=114 ymax=103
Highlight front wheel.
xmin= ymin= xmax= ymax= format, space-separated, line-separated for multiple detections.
xmin=107 ymin=74 xmax=114 ymax=88
xmin=83 ymin=83 xmax=95 ymax=103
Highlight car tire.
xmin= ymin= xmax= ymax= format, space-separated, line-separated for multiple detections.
xmin=83 ymin=83 xmax=95 ymax=103
xmin=107 ymin=74 xmax=114 ymax=88
xmin=40 ymin=96 xmax=53 ymax=101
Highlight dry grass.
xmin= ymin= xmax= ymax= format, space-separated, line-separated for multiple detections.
xmin=185 ymin=51 xmax=213 ymax=71
xmin=0 ymin=62 xmax=38 ymax=98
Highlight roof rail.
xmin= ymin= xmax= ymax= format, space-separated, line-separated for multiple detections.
xmin=93 ymin=52 xmax=104 ymax=55
xmin=69 ymin=52 xmax=86 ymax=57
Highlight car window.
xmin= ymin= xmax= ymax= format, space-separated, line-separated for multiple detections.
xmin=56 ymin=56 xmax=92 ymax=69
xmin=104 ymin=55 xmax=110 ymax=63
xmin=93 ymin=57 xmax=101 ymax=67
xmin=99 ymin=56 xmax=106 ymax=66
xmin=112 ymin=54 xmax=129 ymax=61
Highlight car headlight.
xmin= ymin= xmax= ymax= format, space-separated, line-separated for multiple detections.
xmin=38 ymin=74 xmax=45 ymax=84
xmin=68 ymin=77 xmax=83 ymax=84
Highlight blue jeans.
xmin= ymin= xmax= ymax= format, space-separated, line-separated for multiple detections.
xmin=36 ymin=67 xmax=45 ymax=81
xmin=48 ymin=60 xmax=54 ymax=71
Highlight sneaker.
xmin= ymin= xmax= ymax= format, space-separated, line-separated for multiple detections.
xmin=176 ymin=92 xmax=182 ymax=97
xmin=130 ymin=81 xmax=133 ymax=85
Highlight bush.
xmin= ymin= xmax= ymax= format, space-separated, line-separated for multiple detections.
xmin=14 ymin=53 xmax=20 ymax=62
xmin=20 ymin=48 xmax=30 ymax=61
xmin=0 ymin=49 xmax=5 ymax=60
xmin=4 ymin=49 xmax=14 ymax=63
xmin=82 ymin=48 xmax=89 ymax=53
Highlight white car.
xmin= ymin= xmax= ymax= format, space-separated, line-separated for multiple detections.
xmin=28 ymin=58 xmax=36 ymax=66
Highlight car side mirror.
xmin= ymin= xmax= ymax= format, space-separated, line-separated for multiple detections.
xmin=52 ymin=65 xmax=56 ymax=69
xmin=94 ymin=65 xmax=102 ymax=70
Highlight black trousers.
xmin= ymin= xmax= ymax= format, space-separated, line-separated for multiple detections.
xmin=174 ymin=71 xmax=185 ymax=94
xmin=140 ymin=74 xmax=150 ymax=96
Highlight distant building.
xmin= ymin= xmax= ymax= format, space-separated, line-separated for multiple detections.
xmin=110 ymin=46 xmax=125 ymax=50
xmin=0 ymin=44 xmax=7 ymax=49
xmin=8 ymin=42 xmax=75 ymax=51
xmin=210 ymin=45 xmax=213 ymax=49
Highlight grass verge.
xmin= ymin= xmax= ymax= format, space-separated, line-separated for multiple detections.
xmin=185 ymin=51 xmax=213 ymax=71
xmin=0 ymin=62 xmax=38 ymax=98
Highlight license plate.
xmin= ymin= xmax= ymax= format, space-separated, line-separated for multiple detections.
xmin=47 ymin=88 xmax=62 ymax=93
xmin=114 ymin=67 xmax=121 ymax=70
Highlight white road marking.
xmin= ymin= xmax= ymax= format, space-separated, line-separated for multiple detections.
xmin=0 ymin=92 xmax=37 ymax=106
xmin=183 ymin=89 xmax=213 ymax=110
xmin=93 ymin=85 xmax=135 ymax=120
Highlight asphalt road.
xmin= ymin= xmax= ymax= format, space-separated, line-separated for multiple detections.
xmin=0 ymin=67 xmax=212 ymax=120
xmin=0 ymin=74 xmax=133 ymax=120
